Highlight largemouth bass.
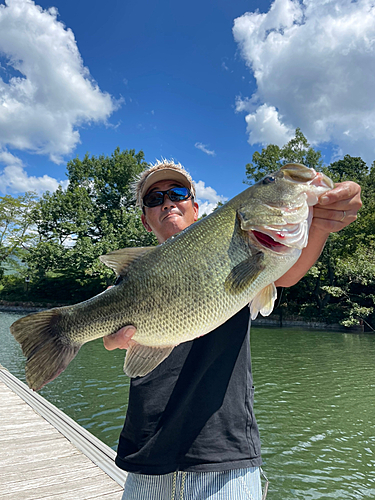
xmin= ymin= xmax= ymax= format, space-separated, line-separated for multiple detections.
xmin=10 ymin=164 xmax=334 ymax=390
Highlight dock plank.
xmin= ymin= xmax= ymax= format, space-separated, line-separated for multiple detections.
xmin=1 ymin=464 xmax=122 ymax=498
xmin=0 ymin=453 xmax=97 ymax=482
xmin=0 ymin=367 xmax=127 ymax=499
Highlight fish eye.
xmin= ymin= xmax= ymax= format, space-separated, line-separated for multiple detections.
xmin=262 ymin=176 xmax=276 ymax=184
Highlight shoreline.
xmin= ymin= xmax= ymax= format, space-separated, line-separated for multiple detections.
xmin=0 ymin=300 xmax=69 ymax=313
xmin=0 ymin=301 xmax=367 ymax=332
xmin=252 ymin=316 xmax=365 ymax=333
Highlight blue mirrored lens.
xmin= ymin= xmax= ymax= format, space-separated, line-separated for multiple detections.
xmin=143 ymin=187 xmax=191 ymax=207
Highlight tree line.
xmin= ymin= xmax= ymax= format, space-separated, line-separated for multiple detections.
xmin=1 ymin=133 xmax=374 ymax=329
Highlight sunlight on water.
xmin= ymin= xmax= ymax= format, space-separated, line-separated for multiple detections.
xmin=251 ymin=327 xmax=375 ymax=499
xmin=1 ymin=311 xmax=375 ymax=499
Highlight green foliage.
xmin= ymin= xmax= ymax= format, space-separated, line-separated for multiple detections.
xmin=246 ymin=144 xmax=283 ymax=183
xmin=31 ymin=148 xmax=155 ymax=247
xmin=0 ymin=274 xmax=27 ymax=300
xmin=1 ymin=137 xmax=374 ymax=330
xmin=249 ymin=132 xmax=375 ymax=330
xmin=245 ymin=128 xmax=323 ymax=183
xmin=322 ymin=155 xmax=375 ymax=255
xmin=0 ymin=192 xmax=38 ymax=269
xmin=322 ymin=155 xmax=368 ymax=184
xmin=0 ymin=148 xmax=156 ymax=304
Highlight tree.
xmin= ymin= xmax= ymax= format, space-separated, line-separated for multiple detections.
xmin=0 ymin=192 xmax=38 ymax=274
xmin=322 ymin=155 xmax=368 ymax=184
xmin=21 ymin=148 xmax=156 ymax=302
xmin=246 ymin=135 xmax=375 ymax=329
xmin=245 ymin=128 xmax=323 ymax=183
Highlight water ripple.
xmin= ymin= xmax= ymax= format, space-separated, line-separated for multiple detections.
xmin=2 ymin=312 xmax=375 ymax=497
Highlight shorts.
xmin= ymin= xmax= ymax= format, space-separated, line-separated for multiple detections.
xmin=122 ymin=466 xmax=263 ymax=500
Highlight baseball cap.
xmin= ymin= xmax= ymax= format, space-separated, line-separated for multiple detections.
xmin=134 ymin=160 xmax=196 ymax=207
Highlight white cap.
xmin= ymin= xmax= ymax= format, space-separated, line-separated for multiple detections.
xmin=134 ymin=160 xmax=196 ymax=207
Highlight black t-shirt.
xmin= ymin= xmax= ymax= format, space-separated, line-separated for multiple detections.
xmin=115 ymin=306 xmax=262 ymax=475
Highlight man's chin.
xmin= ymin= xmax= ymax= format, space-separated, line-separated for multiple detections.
xmin=162 ymin=219 xmax=186 ymax=238
xmin=162 ymin=213 xmax=181 ymax=221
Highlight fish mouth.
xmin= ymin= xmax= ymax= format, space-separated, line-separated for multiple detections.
xmin=252 ymin=230 xmax=289 ymax=252
xmin=250 ymin=215 xmax=311 ymax=253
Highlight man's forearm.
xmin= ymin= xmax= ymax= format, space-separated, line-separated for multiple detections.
xmin=275 ymin=180 xmax=362 ymax=288
xmin=275 ymin=227 xmax=329 ymax=288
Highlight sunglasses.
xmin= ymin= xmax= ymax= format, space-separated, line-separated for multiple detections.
xmin=143 ymin=186 xmax=192 ymax=208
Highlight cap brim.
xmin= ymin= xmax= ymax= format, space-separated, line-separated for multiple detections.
xmin=141 ymin=169 xmax=193 ymax=198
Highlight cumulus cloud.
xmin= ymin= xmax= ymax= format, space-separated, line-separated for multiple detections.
xmin=233 ymin=0 xmax=375 ymax=163
xmin=195 ymin=142 xmax=216 ymax=156
xmin=0 ymin=0 xmax=118 ymax=164
xmin=0 ymin=150 xmax=68 ymax=194
xmin=194 ymin=180 xmax=227 ymax=216
xmin=238 ymin=102 xmax=294 ymax=146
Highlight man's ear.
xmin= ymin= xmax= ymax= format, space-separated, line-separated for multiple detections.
xmin=141 ymin=213 xmax=152 ymax=232
xmin=193 ymin=202 xmax=199 ymax=221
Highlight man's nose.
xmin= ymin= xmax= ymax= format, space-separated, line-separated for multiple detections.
xmin=161 ymin=193 xmax=176 ymax=208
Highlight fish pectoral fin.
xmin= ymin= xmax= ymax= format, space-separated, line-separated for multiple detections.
xmin=250 ymin=283 xmax=277 ymax=320
xmin=99 ymin=246 xmax=155 ymax=276
xmin=224 ymin=250 xmax=264 ymax=294
xmin=124 ymin=343 xmax=175 ymax=378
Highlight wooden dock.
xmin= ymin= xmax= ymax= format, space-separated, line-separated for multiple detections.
xmin=0 ymin=364 xmax=127 ymax=499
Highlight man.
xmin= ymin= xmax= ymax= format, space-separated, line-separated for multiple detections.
xmin=104 ymin=160 xmax=362 ymax=500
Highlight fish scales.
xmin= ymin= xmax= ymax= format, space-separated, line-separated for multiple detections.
xmin=66 ymin=203 xmax=248 ymax=347
xmin=10 ymin=163 xmax=334 ymax=390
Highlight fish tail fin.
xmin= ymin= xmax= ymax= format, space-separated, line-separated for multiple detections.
xmin=10 ymin=309 xmax=81 ymax=391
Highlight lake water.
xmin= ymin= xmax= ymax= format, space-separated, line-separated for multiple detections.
xmin=1 ymin=310 xmax=375 ymax=499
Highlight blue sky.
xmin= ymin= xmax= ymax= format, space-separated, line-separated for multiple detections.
xmin=1 ymin=0 xmax=375 ymax=214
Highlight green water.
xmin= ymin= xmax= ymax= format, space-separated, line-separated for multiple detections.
xmin=1 ymin=311 xmax=375 ymax=499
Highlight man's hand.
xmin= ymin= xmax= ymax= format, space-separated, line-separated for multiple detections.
xmin=276 ymin=181 xmax=362 ymax=288
xmin=103 ymin=325 xmax=137 ymax=350
xmin=311 ymin=181 xmax=362 ymax=234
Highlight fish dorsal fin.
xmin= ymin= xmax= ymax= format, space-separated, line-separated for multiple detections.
xmin=225 ymin=250 xmax=265 ymax=294
xmin=99 ymin=247 xmax=155 ymax=276
xmin=124 ymin=343 xmax=175 ymax=378
xmin=250 ymin=283 xmax=277 ymax=319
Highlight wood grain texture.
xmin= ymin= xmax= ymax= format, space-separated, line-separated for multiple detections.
xmin=0 ymin=368 xmax=126 ymax=500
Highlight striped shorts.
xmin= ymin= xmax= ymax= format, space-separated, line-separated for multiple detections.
xmin=121 ymin=467 xmax=262 ymax=500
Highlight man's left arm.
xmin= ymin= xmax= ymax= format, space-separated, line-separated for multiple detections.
xmin=275 ymin=181 xmax=362 ymax=288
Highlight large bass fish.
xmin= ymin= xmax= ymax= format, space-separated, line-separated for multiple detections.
xmin=11 ymin=164 xmax=334 ymax=390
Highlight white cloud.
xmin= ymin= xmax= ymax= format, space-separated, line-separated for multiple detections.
xmin=0 ymin=150 xmax=68 ymax=194
xmin=194 ymin=179 xmax=227 ymax=216
xmin=233 ymin=0 xmax=375 ymax=164
xmin=0 ymin=0 xmax=118 ymax=164
xmin=243 ymin=103 xmax=293 ymax=146
xmin=234 ymin=95 xmax=255 ymax=114
xmin=195 ymin=142 xmax=216 ymax=156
